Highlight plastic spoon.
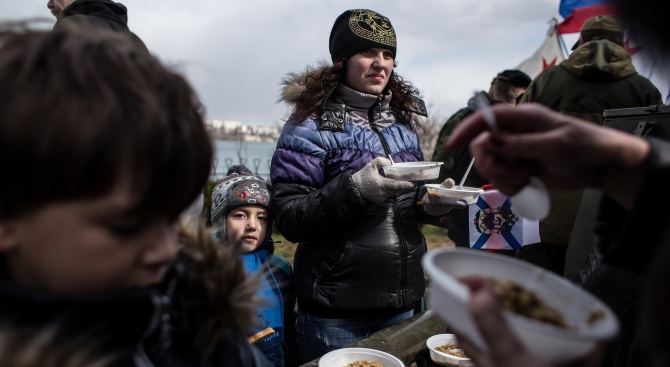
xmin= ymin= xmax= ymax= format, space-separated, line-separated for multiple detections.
xmin=458 ymin=157 xmax=475 ymax=189
xmin=474 ymin=93 xmax=550 ymax=220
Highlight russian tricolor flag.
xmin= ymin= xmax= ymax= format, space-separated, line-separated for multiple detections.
xmin=556 ymin=0 xmax=616 ymax=34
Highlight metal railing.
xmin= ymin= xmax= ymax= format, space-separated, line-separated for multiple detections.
xmin=210 ymin=156 xmax=272 ymax=180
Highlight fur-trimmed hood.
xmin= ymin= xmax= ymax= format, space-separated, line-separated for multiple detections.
xmin=0 ymin=323 xmax=120 ymax=367
xmin=0 ymin=220 xmax=260 ymax=366
xmin=177 ymin=220 xmax=260 ymax=355
xmin=279 ymin=62 xmax=331 ymax=106
xmin=279 ymin=63 xmax=427 ymax=122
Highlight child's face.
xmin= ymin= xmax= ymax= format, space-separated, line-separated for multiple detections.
xmin=0 ymin=177 xmax=178 ymax=293
xmin=225 ymin=206 xmax=268 ymax=254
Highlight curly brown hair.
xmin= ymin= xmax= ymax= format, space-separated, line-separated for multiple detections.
xmin=288 ymin=59 xmax=424 ymax=127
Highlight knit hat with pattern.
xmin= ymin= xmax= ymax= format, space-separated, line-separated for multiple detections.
xmin=329 ymin=9 xmax=397 ymax=61
xmin=211 ymin=165 xmax=271 ymax=243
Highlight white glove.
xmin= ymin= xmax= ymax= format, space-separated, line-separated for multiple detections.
xmin=419 ymin=189 xmax=468 ymax=216
xmin=352 ymin=157 xmax=414 ymax=203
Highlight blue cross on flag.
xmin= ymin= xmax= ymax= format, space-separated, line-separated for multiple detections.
xmin=468 ymin=190 xmax=541 ymax=250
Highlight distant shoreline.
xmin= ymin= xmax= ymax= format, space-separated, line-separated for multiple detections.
xmin=213 ymin=136 xmax=277 ymax=143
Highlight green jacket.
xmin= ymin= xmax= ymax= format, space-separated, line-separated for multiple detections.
xmin=431 ymin=106 xmax=472 ymax=184
xmin=521 ymin=40 xmax=662 ymax=124
xmin=430 ymin=92 xmax=494 ymax=247
xmin=521 ymin=39 xmax=662 ymax=248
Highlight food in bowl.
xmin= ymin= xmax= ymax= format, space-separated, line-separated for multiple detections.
xmin=426 ymin=334 xmax=474 ymax=367
xmin=318 ymin=348 xmax=404 ymax=367
xmin=459 ymin=276 xmax=568 ymax=328
xmin=382 ymin=161 xmax=442 ymax=181
xmin=423 ymin=184 xmax=483 ymax=205
xmin=422 ymin=248 xmax=620 ymax=365
xmin=343 ymin=361 xmax=383 ymax=367
xmin=435 ymin=344 xmax=467 ymax=358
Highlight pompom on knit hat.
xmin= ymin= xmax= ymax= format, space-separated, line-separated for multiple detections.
xmin=329 ymin=9 xmax=397 ymax=61
xmin=211 ymin=165 xmax=272 ymax=244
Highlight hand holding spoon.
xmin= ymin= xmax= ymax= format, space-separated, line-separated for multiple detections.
xmin=474 ymin=93 xmax=550 ymax=220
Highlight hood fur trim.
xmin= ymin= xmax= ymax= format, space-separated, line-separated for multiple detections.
xmin=279 ymin=61 xmax=331 ymax=105
xmin=0 ymin=323 xmax=119 ymax=367
xmin=177 ymin=220 xmax=260 ymax=356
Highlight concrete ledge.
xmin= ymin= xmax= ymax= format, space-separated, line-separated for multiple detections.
xmin=300 ymin=310 xmax=448 ymax=366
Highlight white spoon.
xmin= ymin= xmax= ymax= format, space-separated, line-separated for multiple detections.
xmin=458 ymin=157 xmax=475 ymax=190
xmin=474 ymin=93 xmax=550 ymax=220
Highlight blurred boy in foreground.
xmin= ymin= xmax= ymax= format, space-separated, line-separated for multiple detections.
xmin=0 ymin=24 xmax=270 ymax=366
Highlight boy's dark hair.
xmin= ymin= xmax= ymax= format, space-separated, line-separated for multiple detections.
xmin=0 ymin=25 xmax=212 ymax=220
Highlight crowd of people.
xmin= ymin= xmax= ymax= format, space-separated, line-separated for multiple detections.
xmin=2 ymin=0 xmax=670 ymax=366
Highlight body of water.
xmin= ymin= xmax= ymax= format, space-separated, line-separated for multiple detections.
xmin=212 ymin=140 xmax=277 ymax=179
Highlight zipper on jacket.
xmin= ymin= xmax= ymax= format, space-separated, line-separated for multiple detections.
xmin=368 ymin=97 xmax=394 ymax=161
xmin=132 ymin=291 xmax=162 ymax=367
xmin=392 ymin=200 xmax=408 ymax=304
xmin=369 ymin=96 xmax=409 ymax=305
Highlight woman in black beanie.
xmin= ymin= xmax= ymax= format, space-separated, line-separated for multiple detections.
xmin=270 ymin=8 xmax=453 ymax=363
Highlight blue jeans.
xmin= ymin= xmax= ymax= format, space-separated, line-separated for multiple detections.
xmin=295 ymin=308 xmax=415 ymax=363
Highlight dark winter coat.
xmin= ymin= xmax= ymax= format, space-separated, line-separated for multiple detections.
xmin=0 ymin=223 xmax=272 ymax=367
xmin=55 ymin=0 xmax=148 ymax=51
xmin=520 ymin=39 xmax=663 ymax=250
xmin=588 ymin=137 xmax=670 ymax=367
xmin=271 ymin=81 xmax=429 ymax=318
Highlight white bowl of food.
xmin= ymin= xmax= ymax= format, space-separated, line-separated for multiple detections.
xmin=422 ymin=248 xmax=619 ymax=365
xmin=426 ymin=334 xmax=474 ymax=366
xmin=382 ymin=161 xmax=443 ymax=181
xmin=318 ymin=347 xmax=404 ymax=367
xmin=423 ymin=184 xmax=483 ymax=205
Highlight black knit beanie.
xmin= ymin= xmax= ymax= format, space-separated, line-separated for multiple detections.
xmin=495 ymin=69 xmax=532 ymax=88
xmin=329 ymin=9 xmax=397 ymax=62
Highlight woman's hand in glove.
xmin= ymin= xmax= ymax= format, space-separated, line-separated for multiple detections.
xmin=418 ymin=185 xmax=468 ymax=216
xmin=352 ymin=157 xmax=413 ymax=203
xmin=420 ymin=194 xmax=468 ymax=216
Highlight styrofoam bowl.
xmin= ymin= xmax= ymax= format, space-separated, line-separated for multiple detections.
xmin=426 ymin=334 xmax=474 ymax=366
xmin=422 ymin=248 xmax=620 ymax=365
xmin=318 ymin=347 xmax=404 ymax=367
xmin=423 ymin=184 xmax=483 ymax=205
xmin=382 ymin=161 xmax=443 ymax=181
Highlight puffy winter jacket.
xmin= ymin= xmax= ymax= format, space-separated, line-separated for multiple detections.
xmin=271 ymin=84 xmax=428 ymax=317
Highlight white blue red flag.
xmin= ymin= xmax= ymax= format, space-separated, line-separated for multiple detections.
xmin=515 ymin=20 xmax=565 ymax=78
xmin=556 ymin=0 xmax=616 ymax=34
xmin=468 ymin=190 xmax=540 ymax=251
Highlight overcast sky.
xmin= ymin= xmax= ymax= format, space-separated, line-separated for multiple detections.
xmin=2 ymin=0 xmax=575 ymax=125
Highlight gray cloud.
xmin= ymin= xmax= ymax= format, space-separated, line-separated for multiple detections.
xmin=1 ymin=0 xmax=560 ymax=124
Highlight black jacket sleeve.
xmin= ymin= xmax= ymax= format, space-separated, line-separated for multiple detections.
xmin=595 ymin=137 xmax=670 ymax=274
xmin=272 ymin=170 xmax=373 ymax=243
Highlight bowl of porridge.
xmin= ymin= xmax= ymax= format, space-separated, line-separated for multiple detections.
xmin=422 ymin=248 xmax=619 ymax=365
xmin=422 ymin=184 xmax=483 ymax=205
xmin=426 ymin=334 xmax=474 ymax=366
xmin=318 ymin=347 xmax=404 ymax=367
